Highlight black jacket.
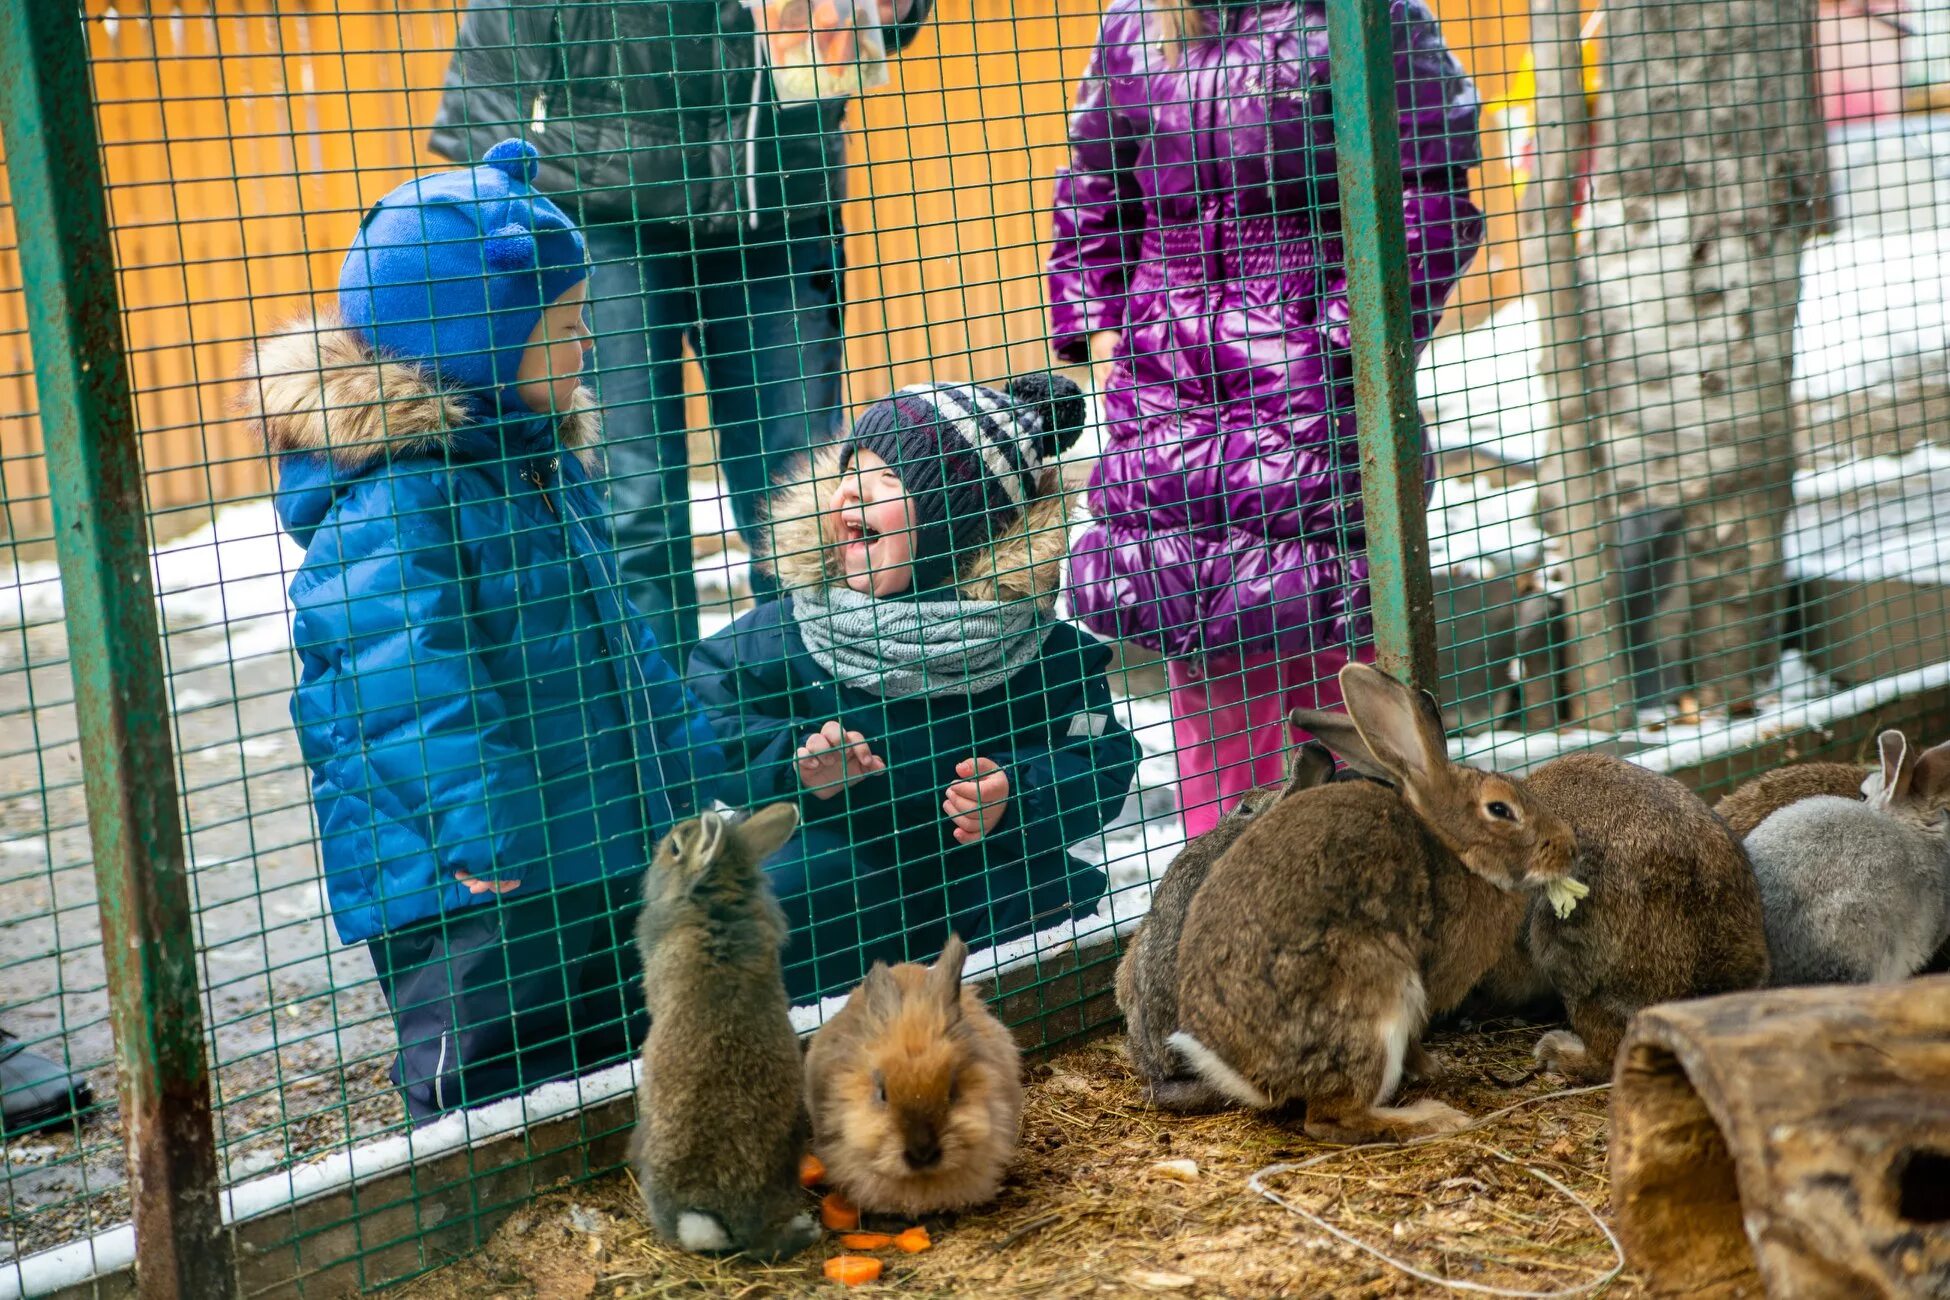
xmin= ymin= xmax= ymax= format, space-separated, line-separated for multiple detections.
xmin=428 ymin=0 xmax=932 ymax=236
xmin=688 ymin=450 xmax=1142 ymax=866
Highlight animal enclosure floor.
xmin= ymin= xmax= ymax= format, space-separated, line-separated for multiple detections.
xmin=400 ymin=1022 xmax=1637 ymax=1299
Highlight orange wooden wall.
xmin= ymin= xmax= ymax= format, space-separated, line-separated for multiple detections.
xmin=0 ymin=0 xmax=1528 ymax=538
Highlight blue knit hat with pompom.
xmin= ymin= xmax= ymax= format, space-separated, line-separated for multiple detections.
xmin=338 ymin=139 xmax=587 ymax=400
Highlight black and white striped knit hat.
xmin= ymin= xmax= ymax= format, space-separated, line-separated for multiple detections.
xmin=840 ymin=372 xmax=1086 ymax=592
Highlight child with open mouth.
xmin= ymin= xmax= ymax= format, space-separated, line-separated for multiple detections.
xmin=689 ymin=375 xmax=1141 ymax=1002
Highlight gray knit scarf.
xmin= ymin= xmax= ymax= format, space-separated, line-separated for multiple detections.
xmin=792 ymin=584 xmax=1051 ymax=698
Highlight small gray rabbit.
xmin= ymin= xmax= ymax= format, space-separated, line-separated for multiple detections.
xmin=1115 ymin=741 xmax=1335 ymax=1111
xmin=1172 ymin=664 xmax=1576 ymax=1143
xmin=632 ymin=804 xmax=819 ymax=1261
xmin=1744 ymin=730 xmax=1950 ymax=986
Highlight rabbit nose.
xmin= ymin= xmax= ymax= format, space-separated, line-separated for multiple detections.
xmin=903 ymin=1137 xmax=942 ymax=1170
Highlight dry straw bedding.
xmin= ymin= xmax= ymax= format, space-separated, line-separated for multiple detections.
xmin=403 ymin=1020 xmax=1635 ymax=1299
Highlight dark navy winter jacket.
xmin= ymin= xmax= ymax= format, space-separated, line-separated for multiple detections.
xmin=245 ymin=318 xmax=722 ymax=945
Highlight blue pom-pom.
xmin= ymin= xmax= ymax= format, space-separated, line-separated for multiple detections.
xmin=482 ymin=138 xmax=540 ymax=184
xmin=483 ymin=224 xmax=538 ymax=272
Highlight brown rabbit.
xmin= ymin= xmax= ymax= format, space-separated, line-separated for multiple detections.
xmin=805 ymin=935 xmax=1022 ymax=1216
xmin=1714 ymin=761 xmax=1873 ymax=839
xmin=1116 ymin=741 xmax=1336 ymax=1112
xmin=1172 ymin=663 xmax=1575 ymax=1143
xmin=1522 ymin=754 xmax=1770 ymax=1081
xmin=632 ymin=804 xmax=818 ymax=1261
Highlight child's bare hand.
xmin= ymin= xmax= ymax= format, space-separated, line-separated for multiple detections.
xmin=796 ymin=720 xmax=884 ymax=799
xmin=944 ymin=758 xmax=1009 ymax=844
xmin=454 ymin=870 xmax=519 ymax=896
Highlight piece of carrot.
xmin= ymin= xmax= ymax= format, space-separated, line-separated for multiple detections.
xmin=823 ymin=1255 xmax=882 ymax=1286
xmin=811 ymin=0 xmax=844 ymax=28
xmin=800 ymin=1152 xmax=827 ymax=1188
xmin=838 ymin=1231 xmax=897 ymax=1250
xmin=814 ymin=28 xmax=855 ymax=65
xmin=895 ymin=1226 xmax=931 ymax=1254
xmin=820 ymin=1191 xmax=860 ymax=1231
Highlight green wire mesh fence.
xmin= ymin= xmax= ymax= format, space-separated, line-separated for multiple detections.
xmin=0 ymin=0 xmax=1945 ymax=1292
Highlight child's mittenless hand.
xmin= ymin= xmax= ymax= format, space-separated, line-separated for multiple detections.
xmin=797 ymin=720 xmax=886 ymax=800
xmin=944 ymin=758 xmax=1010 ymax=844
xmin=454 ymin=870 xmax=519 ymax=896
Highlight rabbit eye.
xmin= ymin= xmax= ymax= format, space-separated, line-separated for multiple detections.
xmin=871 ymin=1071 xmax=887 ymax=1106
xmin=1486 ymin=801 xmax=1516 ymax=821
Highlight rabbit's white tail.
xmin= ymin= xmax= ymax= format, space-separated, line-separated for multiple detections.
xmin=676 ymin=1211 xmax=731 ymax=1252
xmin=1373 ymin=972 xmax=1429 ymax=1106
xmin=1166 ymin=1032 xmax=1271 ymax=1109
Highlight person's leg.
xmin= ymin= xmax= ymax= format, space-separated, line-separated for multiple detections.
xmin=692 ymin=227 xmax=847 ymax=601
xmin=584 ymin=220 xmax=704 ymax=658
xmin=566 ymin=872 xmax=649 ymax=1071
xmin=1166 ymin=660 xmax=1225 ymax=838
xmin=765 ymin=823 xmax=913 ymax=1004
xmin=0 ymin=1027 xmax=92 ymax=1135
xmin=941 ymin=838 xmax=1109 ymax=955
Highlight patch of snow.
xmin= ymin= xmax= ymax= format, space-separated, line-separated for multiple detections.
xmin=1788 ymin=446 xmax=1950 ymax=586
xmin=1794 ymin=227 xmax=1950 ymax=409
xmin=1417 ymin=298 xmax=1550 ymax=466
xmin=1428 ymin=475 xmax=1542 ymax=577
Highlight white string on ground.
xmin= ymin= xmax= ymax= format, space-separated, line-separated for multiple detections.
xmin=1247 ymin=1084 xmax=1624 ymax=1300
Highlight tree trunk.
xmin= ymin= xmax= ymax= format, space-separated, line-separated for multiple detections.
xmin=1610 ymin=977 xmax=1950 ymax=1298
xmin=1574 ymin=0 xmax=1826 ymax=714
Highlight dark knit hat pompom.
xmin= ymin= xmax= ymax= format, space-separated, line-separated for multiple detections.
xmin=1004 ymin=371 xmax=1088 ymax=463
xmin=840 ymin=371 xmax=1090 ymax=592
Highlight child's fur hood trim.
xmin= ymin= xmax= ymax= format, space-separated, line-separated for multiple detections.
xmin=236 ymin=313 xmax=600 ymax=473
xmin=763 ymin=445 xmax=1069 ymax=605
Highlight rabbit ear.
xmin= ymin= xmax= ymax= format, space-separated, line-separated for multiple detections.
xmin=862 ymin=961 xmax=902 ymax=1020
xmin=1288 ymin=707 xmax=1394 ymax=781
xmin=929 ymin=934 xmax=969 ymax=1017
xmin=735 ymin=801 xmax=801 ymax=862
xmin=1282 ymin=740 xmax=1335 ymax=796
xmin=1906 ymin=738 xmax=1950 ymax=809
xmin=663 ymin=811 xmax=725 ymax=879
xmin=1872 ymin=730 xmax=1915 ymax=810
xmin=1339 ymin=662 xmax=1448 ymax=791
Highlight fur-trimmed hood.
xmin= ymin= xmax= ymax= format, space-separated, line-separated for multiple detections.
xmin=761 ymin=445 xmax=1069 ymax=606
xmin=236 ymin=313 xmax=601 ymax=473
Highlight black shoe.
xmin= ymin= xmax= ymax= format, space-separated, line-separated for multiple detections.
xmin=0 ymin=1030 xmax=93 ymax=1136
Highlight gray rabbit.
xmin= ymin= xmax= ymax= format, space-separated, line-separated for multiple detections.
xmin=1115 ymin=741 xmax=1335 ymax=1111
xmin=632 ymin=803 xmax=819 ymax=1261
xmin=1745 ymin=730 xmax=1950 ymax=986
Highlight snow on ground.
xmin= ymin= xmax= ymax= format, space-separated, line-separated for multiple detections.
xmin=1788 ymin=445 xmax=1950 ymax=586
xmin=1794 ymin=225 xmax=1950 ymax=414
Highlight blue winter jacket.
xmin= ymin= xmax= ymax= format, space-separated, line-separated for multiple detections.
xmin=244 ymin=318 xmax=722 ymax=945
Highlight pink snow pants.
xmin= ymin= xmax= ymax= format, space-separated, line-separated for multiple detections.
xmin=1167 ymin=646 xmax=1360 ymax=838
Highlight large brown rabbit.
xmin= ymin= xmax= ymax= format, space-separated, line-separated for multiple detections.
xmin=1714 ymin=761 xmax=1873 ymax=839
xmin=805 ymin=935 xmax=1022 ymax=1216
xmin=632 ymin=804 xmax=818 ymax=1261
xmin=1115 ymin=741 xmax=1335 ymax=1112
xmin=1521 ymin=754 xmax=1770 ymax=1081
xmin=1173 ymin=664 xmax=1575 ymax=1143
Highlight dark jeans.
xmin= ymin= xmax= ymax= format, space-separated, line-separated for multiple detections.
xmin=582 ymin=220 xmax=847 ymax=662
xmin=366 ymin=875 xmax=645 ymax=1125
xmin=763 ymin=823 xmax=1109 ymax=1005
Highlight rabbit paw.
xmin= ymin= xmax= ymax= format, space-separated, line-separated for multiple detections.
xmin=1404 ymin=1042 xmax=1445 ymax=1084
xmin=1532 ymin=1030 xmax=1589 ymax=1078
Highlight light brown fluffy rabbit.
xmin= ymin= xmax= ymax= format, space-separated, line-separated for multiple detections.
xmin=1175 ymin=663 xmax=1576 ymax=1143
xmin=1115 ymin=741 xmax=1335 ymax=1112
xmin=805 ymin=935 xmax=1022 ymax=1216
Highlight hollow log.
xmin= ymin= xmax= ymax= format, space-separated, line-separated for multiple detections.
xmin=1610 ymin=976 xmax=1950 ymax=1298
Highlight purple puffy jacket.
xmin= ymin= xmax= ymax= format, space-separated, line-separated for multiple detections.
xmin=1050 ymin=0 xmax=1484 ymax=663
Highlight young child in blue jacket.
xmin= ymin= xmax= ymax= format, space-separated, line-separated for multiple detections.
xmin=689 ymin=376 xmax=1141 ymax=1003
xmin=240 ymin=140 xmax=721 ymax=1123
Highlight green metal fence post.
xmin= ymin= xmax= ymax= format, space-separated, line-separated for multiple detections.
xmin=0 ymin=4 xmax=234 ymax=1297
xmin=1326 ymin=0 xmax=1439 ymax=695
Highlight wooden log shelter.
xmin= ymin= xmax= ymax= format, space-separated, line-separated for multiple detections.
xmin=1610 ymin=975 xmax=1950 ymax=1298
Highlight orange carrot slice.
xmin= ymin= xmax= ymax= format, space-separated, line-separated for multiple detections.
xmin=820 ymin=1191 xmax=860 ymax=1231
xmin=800 ymin=1152 xmax=827 ymax=1188
xmin=811 ymin=0 xmax=844 ymax=28
xmin=895 ymin=1226 xmax=931 ymax=1253
xmin=824 ymin=1255 xmax=882 ymax=1286
xmin=838 ymin=1231 xmax=897 ymax=1250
